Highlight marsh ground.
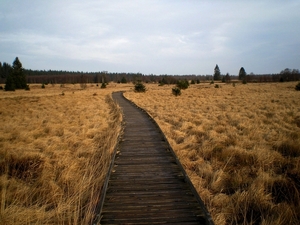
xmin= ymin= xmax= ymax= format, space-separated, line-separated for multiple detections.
xmin=1 ymin=81 xmax=299 ymax=225
xmin=0 ymin=83 xmax=132 ymax=224
xmin=125 ymin=82 xmax=300 ymax=225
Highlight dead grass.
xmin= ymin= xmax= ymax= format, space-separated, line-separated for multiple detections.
xmin=124 ymin=82 xmax=300 ymax=225
xmin=0 ymin=83 xmax=131 ymax=224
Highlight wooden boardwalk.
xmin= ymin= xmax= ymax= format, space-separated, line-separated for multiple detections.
xmin=93 ymin=92 xmax=214 ymax=225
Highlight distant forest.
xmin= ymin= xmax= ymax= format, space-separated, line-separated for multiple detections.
xmin=1 ymin=60 xmax=299 ymax=84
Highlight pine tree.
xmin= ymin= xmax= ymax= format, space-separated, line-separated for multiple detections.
xmin=134 ymin=81 xmax=146 ymax=92
xmin=176 ymin=80 xmax=189 ymax=89
xmin=1 ymin=62 xmax=12 ymax=79
xmin=4 ymin=74 xmax=15 ymax=91
xmin=4 ymin=57 xmax=27 ymax=90
xmin=121 ymin=76 xmax=127 ymax=83
xmin=238 ymin=67 xmax=247 ymax=81
xmin=224 ymin=73 xmax=231 ymax=83
xmin=12 ymin=57 xmax=27 ymax=89
xmin=213 ymin=64 xmax=221 ymax=81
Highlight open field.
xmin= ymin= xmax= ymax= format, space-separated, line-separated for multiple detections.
xmin=1 ymin=81 xmax=299 ymax=225
xmin=0 ymin=83 xmax=132 ymax=224
xmin=125 ymin=82 xmax=300 ymax=225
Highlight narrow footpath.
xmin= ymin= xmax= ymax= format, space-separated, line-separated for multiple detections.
xmin=94 ymin=92 xmax=214 ymax=225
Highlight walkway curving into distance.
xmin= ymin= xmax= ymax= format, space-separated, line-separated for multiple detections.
xmin=94 ymin=92 xmax=214 ymax=225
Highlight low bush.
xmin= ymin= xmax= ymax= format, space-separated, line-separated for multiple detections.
xmin=101 ymin=82 xmax=106 ymax=89
xmin=134 ymin=82 xmax=146 ymax=92
xmin=172 ymin=87 xmax=181 ymax=96
xmin=176 ymin=80 xmax=189 ymax=89
xmin=295 ymin=82 xmax=300 ymax=91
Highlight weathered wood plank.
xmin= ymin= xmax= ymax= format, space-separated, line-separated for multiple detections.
xmin=93 ymin=92 xmax=214 ymax=225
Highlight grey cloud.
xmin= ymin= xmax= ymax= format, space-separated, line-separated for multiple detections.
xmin=0 ymin=0 xmax=299 ymax=74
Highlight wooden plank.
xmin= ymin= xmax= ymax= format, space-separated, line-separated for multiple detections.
xmin=92 ymin=92 xmax=214 ymax=225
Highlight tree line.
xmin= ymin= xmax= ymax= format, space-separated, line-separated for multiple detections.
xmin=1 ymin=58 xmax=300 ymax=90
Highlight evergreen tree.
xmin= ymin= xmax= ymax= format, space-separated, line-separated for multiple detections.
xmin=4 ymin=74 xmax=15 ymax=91
xmin=172 ymin=87 xmax=181 ymax=96
xmin=1 ymin=62 xmax=12 ymax=79
xmin=213 ymin=64 xmax=221 ymax=80
xmin=101 ymin=82 xmax=106 ymax=89
xmin=12 ymin=57 xmax=27 ymax=89
xmin=222 ymin=76 xmax=226 ymax=83
xmin=121 ymin=76 xmax=127 ymax=83
xmin=134 ymin=81 xmax=146 ymax=92
xmin=238 ymin=67 xmax=247 ymax=80
xmin=4 ymin=57 xmax=27 ymax=90
xmin=224 ymin=73 xmax=231 ymax=83
xmin=176 ymin=79 xmax=189 ymax=89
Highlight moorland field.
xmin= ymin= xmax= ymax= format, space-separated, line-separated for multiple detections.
xmin=0 ymin=81 xmax=299 ymax=225
xmin=125 ymin=82 xmax=300 ymax=225
xmin=0 ymin=84 xmax=130 ymax=224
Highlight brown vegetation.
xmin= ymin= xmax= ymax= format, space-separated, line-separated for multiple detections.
xmin=0 ymin=83 xmax=131 ymax=224
xmin=1 ymin=81 xmax=299 ymax=224
xmin=124 ymin=82 xmax=300 ymax=225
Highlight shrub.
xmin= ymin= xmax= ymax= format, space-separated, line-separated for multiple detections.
xmin=101 ymin=82 xmax=106 ymax=89
xmin=134 ymin=82 xmax=146 ymax=92
xmin=41 ymin=83 xmax=45 ymax=89
xmin=295 ymin=82 xmax=300 ymax=91
xmin=215 ymin=84 xmax=220 ymax=88
xmin=176 ymin=80 xmax=189 ymax=89
xmin=210 ymin=80 xmax=214 ymax=85
xmin=25 ymin=84 xmax=30 ymax=91
xmin=172 ymin=87 xmax=181 ymax=96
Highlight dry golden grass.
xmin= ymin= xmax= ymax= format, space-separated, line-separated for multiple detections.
xmin=124 ymin=82 xmax=300 ymax=225
xmin=0 ymin=83 xmax=131 ymax=225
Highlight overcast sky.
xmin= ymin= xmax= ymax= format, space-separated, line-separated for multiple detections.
xmin=1 ymin=0 xmax=299 ymax=75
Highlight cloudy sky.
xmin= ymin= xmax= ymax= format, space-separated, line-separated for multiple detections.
xmin=1 ymin=0 xmax=299 ymax=75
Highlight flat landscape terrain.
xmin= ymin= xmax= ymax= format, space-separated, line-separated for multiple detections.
xmin=0 ymin=81 xmax=299 ymax=225
xmin=125 ymin=82 xmax=300 ymax=225
xmin=0 ymin=83 xmax=130 ymax=224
